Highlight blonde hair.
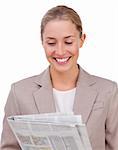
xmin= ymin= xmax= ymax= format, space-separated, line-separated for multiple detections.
xmin=41 ymin=5 xmax=83 ymax=41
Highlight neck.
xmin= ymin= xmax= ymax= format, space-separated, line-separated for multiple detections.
xmin=50 ymin=65 xmax=79 ymax=91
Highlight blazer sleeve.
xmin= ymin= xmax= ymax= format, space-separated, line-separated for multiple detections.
xmin=105 ymin=83 xmax=118 ymax=150
xmin=0 ymin=84 xmax=21 ymax=150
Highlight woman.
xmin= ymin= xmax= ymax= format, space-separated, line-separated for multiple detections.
xmin=1 ymin=5 xmax=118 ymax=150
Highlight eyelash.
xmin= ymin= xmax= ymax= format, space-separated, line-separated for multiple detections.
xmin=48 ymin=43 xmax=55 ymax=46
xmin=65 ymin=42 xmax=72 ymax=45
xmin=47 ymin=42 xmax=72 ymax=45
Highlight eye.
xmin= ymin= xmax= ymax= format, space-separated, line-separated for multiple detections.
xmin=47 ymin=42 xmax=56 ymax=46
xmin=65 ymin=41 xmax=73 ymax=45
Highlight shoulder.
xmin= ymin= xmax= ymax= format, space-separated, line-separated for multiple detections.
xmin=89 ymin=72 xmax=117 ymax=93
xmin=92 ymin=74 xmax=117 ymax=86
xmin=11 ymin=68 xmax=48 ymax=91
xmin=80 ymin=67 xmax=117 ymax=93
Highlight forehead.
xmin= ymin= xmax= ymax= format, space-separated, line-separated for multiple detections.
xmin=43 ymin=19 xmax=79 ymax=38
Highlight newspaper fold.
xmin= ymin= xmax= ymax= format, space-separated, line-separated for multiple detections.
xmin=8 ymin=113 xmax=92 ymax=150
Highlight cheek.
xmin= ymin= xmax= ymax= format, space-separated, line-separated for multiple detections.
xmin=44 ymin=50 xmax=53 ymax=63
xmin=45 ymin=50 xmax=54 ymax=57
xmin=43 ymin=45 xmax=54 ymax=56
xmin=71 ymin=46 xmax=79 ymax=56
xmin=73 ymin=48 xmax=79 ymax=54
xmin=71 ymin=43 xmax=79 ymax=55
xmin=74 ymin=50 xmax=79 ymax=59
xmin=44 ymin=49 xmax=55 ymax=62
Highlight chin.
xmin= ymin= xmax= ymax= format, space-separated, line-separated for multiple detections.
xmin=52 ymin=64 xmax=73 ymax=73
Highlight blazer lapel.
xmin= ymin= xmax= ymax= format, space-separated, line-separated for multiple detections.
xmin=33 ymin=67 xmax=56 ymax=113
xmin=73 ymin=67 xmax=98 ymax=124
xmin=33 ymin=66 xmax=98 ymax=122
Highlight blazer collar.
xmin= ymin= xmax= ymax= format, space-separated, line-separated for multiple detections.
xmin=34 ymin=65 xmax=96 ymax=88
xmin=73 ymin=66 xmax=98 ymax=123
xmin=35 ymin=66 xmax=52 ymax=89
xmin=33 ymin=66 xmax=56 ymax=113
xmin=34 ymin=65 xmax=98 ymax=123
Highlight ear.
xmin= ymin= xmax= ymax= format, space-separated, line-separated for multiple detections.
xmin=79 ymin=33 xmax=86 ymax=48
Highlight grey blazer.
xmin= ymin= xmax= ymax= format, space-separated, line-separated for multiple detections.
xmin=1 ymin=66 xmax=118 ymax=150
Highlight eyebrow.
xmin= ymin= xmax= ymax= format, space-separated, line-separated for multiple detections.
xmin=46 ymin=35 xmax=75 ymax=40
xmin=46 ymin=37 xmax=55 ymax=40
xmin=64 ymin=35 xmax=74 ymax=39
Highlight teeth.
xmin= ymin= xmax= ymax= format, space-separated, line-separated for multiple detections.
xmin=56 ymin=57 xmax=69 ymax=63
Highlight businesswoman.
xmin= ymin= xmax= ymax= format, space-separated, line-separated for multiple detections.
xmin=1 ymin=5 xmax=118 ymax=150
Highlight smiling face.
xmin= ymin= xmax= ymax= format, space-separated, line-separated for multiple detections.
xmin=42 ymin=19 xmax=85 ymax=73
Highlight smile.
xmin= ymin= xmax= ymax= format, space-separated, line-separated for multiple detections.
xmin=53 ymin=57 xmax=71 ymax=64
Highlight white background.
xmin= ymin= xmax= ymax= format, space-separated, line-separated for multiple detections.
xmin=0 ymin=0 xmax=118 ymax=137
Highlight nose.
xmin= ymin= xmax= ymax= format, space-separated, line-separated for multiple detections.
xmin=55 ymin=43 xmax=66 ymax=55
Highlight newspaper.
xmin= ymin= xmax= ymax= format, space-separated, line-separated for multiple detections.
xmin=7 ymin=113 xmax=92 ymax=150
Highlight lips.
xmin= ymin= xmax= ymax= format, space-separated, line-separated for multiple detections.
xmin=53 ymin=57 xmax=71 ymax=64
